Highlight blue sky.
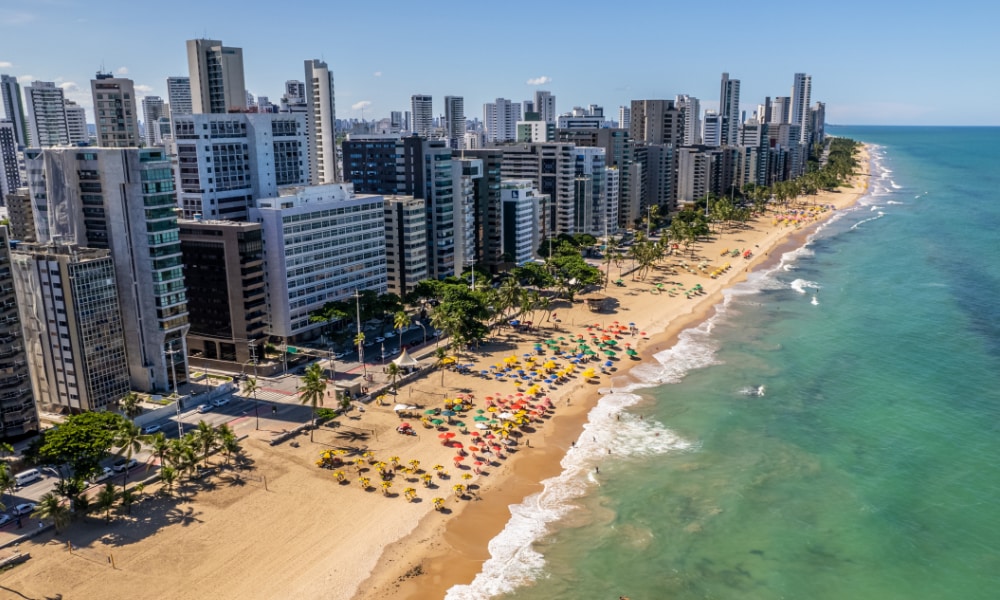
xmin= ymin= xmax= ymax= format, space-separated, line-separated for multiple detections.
xmin=1 ymin=0 xmax=997 ymax=126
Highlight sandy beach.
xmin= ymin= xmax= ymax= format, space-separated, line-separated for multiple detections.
xmin=0 ymin=147 xmax=870 ymax=600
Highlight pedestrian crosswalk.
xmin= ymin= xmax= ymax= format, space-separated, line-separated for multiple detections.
xmin=240 ymin=389 xmax=294 ymax=403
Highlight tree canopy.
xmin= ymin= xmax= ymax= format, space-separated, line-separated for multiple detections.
xmin=31 ymin=412 xmax=128 ymax=479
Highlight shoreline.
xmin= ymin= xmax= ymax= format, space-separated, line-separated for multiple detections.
xmin=357 ymin=145 xmax=874 ymax=600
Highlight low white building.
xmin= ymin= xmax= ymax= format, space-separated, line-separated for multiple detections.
xmin=252 ymin=183 xmax=386 ymax=340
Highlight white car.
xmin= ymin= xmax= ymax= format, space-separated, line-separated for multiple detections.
xmin=212 ymin=397 xmax=230 ymax=407
xmin=375 ymin=336 xmax=386 ymax=343
xmin=90 ymin=466 xmax=114 ymax=484
xmin=141 ymin=423 xmax=162 ymax=435
xmin=384 ymin=331 xmax=396 ymax=338
xmin=12 ymin=503 xmax=36 ymax=516
xmin=197 ymin=403 xmax=212 ymax=413
xmin=112 ymin=458 xmax=138 ymax=472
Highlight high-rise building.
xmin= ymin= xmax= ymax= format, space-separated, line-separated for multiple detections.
xmin=499 ymin=143 xmax=576 ymax=236
xmin=25 ymin=81 xmax=68 ymax=147
xmin=26 ymin=147 xmax=190 ymax=392
xmin=91 ymin=73 xmax=140 ymax=147
xmin=63 ymin=100 xmax=88 ymax=144
xmin=187 ymin=39 xmax=247 ymax=114
xmin=534 ymin=90 xmax=556 ymax=124
xmin=452 ymin=158 xmax=481 ymax=275
xmin=1 ymin=75 xmax=30 ymax=146
xmin=0 ymin=121 xmax=19 ymax=199
xmin=770 ymin=96 xmax=791 ymax=125
xmin=4 ymin=188 xmax=34 ymax=243
xmin=12 ymin=243 xmax=129 ymax=414
xmin=383 ymin=195 xmax=427 ymax=297
xmin=304 ymin=59 xmax=339 ymax=184
xmin=500 ymin=179 xmax=544 ymax=265
xmin=557 ymin=105 xmax=605 ymax=129
xmin=557 ymin=128 xmax=629 ymax=236
xmin=809 ymin=101 xmax=826 ymax=147
xmin=618 ymin=106 xmax=631 ymax=131
xmin=675 ymin=95 xmax=701 ymax=146
xmin=251 ymin=184 xmax=386 ymax=340
xmin=629 ymin=99 xmax=683 ymax=146
xmin=444 ymin=96 xmax=465 ymax=150
xmin=702 ymin=110 xmax=721 ymax=147
xmin=141 ymin=96 xmax=166 ymax=146
xmin=0 ymin=228 xmax=38 ymax=437
xmin=791 ymin=73 xmax=812 ymax=145
xmin=166 ymin=76 xmax=192 ymax=119
xmin=719 ymin=72 xmax=741 ymax=147
xmin=178 ymin=219 xmax=267 ymax=366
xmin=171 ymin=113 xmax=309 ymax=220
xmin=573 ymin=146 xmax=607 ymax=236
xmin=410 ymin=94 xmax=432 ymax=136
xmin=458 ymin=148 xmax=504 ymax=268
xmin=484 ymin=98 xmax=520 ymax=143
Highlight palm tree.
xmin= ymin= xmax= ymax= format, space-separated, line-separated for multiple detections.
xmin=218 ymin=424 xmax=240 ymax=466
xmin=385 ymin=362 xmax=402 ymax=393
xmin=96 ymin=483 xmax=118 ymax=522
xmin=149 ymin=432 xmax=171 ymax=471
xmin=0 ymin=463 xmax=14 ymax=511
xmin=118 ymin=487 xmax=137 ymax=516
xmin=393 ymin=310 xmax=410 ymax=340
xmin=160 ymin=466 xmax=178 ymax=495
xmin=354 ymin=332 xmax=367 ymax=378
xmin=433 ymin=347 xmax=449 ymax=387
xmin=118 ymin=391 xmax=143 ymax=422
xmin=35 ymin=492 xmax=71 ymax=532
xmin=114 ymin=421 xmax=144 ymax=486
xmin=194 ymin=421 xmax=218 ymax=466
xmin=297 ymin=363 xmax=327 ymax=442
xmin=243 ymin=375 xmax=261 ymax=430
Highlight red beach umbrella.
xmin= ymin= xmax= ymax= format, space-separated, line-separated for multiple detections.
xmin=453 ymin=455 xmax=465 ymax=462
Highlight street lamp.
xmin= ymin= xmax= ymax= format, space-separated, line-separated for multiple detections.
xmin=166 ymin=340 xmax=182 ymax=438
xmin=248 ymin=341 xmax=261 ymax=430
xmin=415 ymin=320 xmax=427 ymax=346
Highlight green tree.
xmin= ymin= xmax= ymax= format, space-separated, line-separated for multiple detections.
xmin=385 ymin=362 xmax=402 ymax=393
xmin=433 ymin=347 xmax=449 ymax=387
xmin=297 ymin=363 xmax=327 ymax=442
xmin=114 ymin=421 xmax=144 ymax=486
xmin=393 ymin=310 xmax=410 ymax=339
xmin=194 ymin=420 xmax=218 ymax=466
xmin=118 ymin=391 xmax=143 ymax=422
xmin=0 ymin=464 xmax=14 ymax=511
xmin=118 ymin=487 xmax=137 ymax=516
xmin=243 ymin=375 xmax=261 ymax=430
xmin=35 ymin=492 xmax=71 ymax=532
xmin=96 ymin=482 xmax=118 ymax=522
xmin=149 ymin=432 xmax=171 ymax=471
xmin=36 ymin=411 xmax=127 ymax=481
xmin=218 ymin=424 xmax=240 ymax=466
xmin=160 ymin=465 xmax=178 ymax=495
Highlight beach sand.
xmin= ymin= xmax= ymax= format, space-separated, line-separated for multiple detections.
xmin=0 ymin=148 xmax=870 ymax=600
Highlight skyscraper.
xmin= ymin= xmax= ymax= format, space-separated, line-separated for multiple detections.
xmin=91 ymin=72 xmax=141 ymax=147
xmin=186 ymin=39 xmax=247 ymax=114
xmin=410 ymin=94 xmax=432 ymax=136
xmin=63 ymin=100 xmax=88 ymax=144
xmin=142 ymin=96 xmax=166 ymax=146
xmin=719 ymin=72 xmax=740 ymax=147
xmin=26 ymin=147 xmax=190 ymax=392
xmin=25 ymin=81 xmax=68 ymax=147
xmin=534 ymin=90 xmax=556 ymax=124
xmin=629 ymin=99 xmax=683 ymax=146
xmin=0 ymin=227 xmax=38 ymax=436
xmin=0 ymin=120 xmax=19 ymax=198
xmin=675 ymin=95 xmax=701 ymax=146
xmin=484 ymin=98 xmax=520 ymax=143
xmin=166 ymin=76 xmax=192 ymax=118
xmin=770 ymin=96 xmax=791 ymax=125
xmin=1 ymin=75 xmax=30 ymax=146
xmin=618 ymin=106 xmax=631 ymax=131
xmin=304 ymin=59 xmax=339 ymax=184
xmin=791 ymin=73 xmax=812 ymax=144
xmin=444 ymin=95 xmax=465 ymax=150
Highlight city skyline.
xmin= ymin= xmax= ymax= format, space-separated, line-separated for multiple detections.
xmin=0 ymin=0 xmax=996 ymax=126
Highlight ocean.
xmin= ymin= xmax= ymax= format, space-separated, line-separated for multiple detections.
xmin=445 ymin=126 xmax=1000 ymax=600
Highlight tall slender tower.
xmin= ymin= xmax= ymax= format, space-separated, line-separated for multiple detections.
xmin=186 ymin=39 xmax=247 ymax=114
xmin=25 ymin=81 xmax=68 ymax=147
xmin=0 ymin=121 xmax=20 ymax=198
xmin=410 ymin=95 xmax=432 ymax=136
xmin=141 ymin=96 xmax=166 ymax=146
xmin=534 ymin=90 xmax=556 ymax=124
xmin=444 ymin=95 xmax=465 ymax=149
xmin=791 ymin=73 xmax=812 ymax=144
xmin=166 ymin=76 xmax=192 ymax=118
xmin=1 ymin=75 xmax=30 ymax=146
xmin=91 ymin=72 xmax=141 ymax=147
xmin=304 ymin=59 xmax=338 ymax=183
xmin=719 ymin=73 xmax=740 ymax=147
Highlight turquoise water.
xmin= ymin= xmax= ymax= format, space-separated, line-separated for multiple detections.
xmin=447 ymin=127 xmax=1000 ymax=599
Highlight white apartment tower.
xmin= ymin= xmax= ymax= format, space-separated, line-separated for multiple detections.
xmin=187 ymin=39 xmax=247 ymax=114
xmin=166 ymin=76 xmax=192 ymax=118
xmin=1 ymin=75 xmax=30 ymax=146
xmin=25 ymin=81 xmax=68 ymax=147
xmin=444 ymin=95 xmax=466 ymax=150
xmin=142 ymin=96 xmax=166 ymax=146
xmin=617 ymin=106 xmax=631 ymax=131
xmin=410 ymin=94 xmax=433 ymax=136
xmin=305 ymin=59 xmax=339 ymax=184
xmin=719 ymin=73 xmax=740 ymax=147
xmin=63 ymin=100 xmax=88 ymax=144
xmin=791 ymin=73 xmax=812 ymax=144
xmin=534 ymin=90 xmax=556 ymax=123
xmin=91 ymin=73 xmax=141 ymax=147
xmin=675 ymin=95 xmax=701 ymax=146
xmin=484 ymin=98 xmax=520 ymax=143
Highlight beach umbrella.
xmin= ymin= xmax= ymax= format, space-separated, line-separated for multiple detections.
xmin=431 ymin=419 xmax=444 ymax=426
xmin=468 ymin=446 xmax=480 ymax=452
xmin=453 ymin=455 xmax=465 ymax=462
xmin=454 ymin=421 xmax=466 ymax=428
xmin=605 ymin=360 xmax=614 ymax=368
xmin=424 ymin=409 xmax=438 ymax=415
xmin=474 ymin=416 xmax=489 ymax=422
xmin=437 ymin=433 xmax=450 ymax=439
xmin=626 ymin=348 xmax=638 ymax=356
xmin=442 ymin=409 xmax=456 ymax=417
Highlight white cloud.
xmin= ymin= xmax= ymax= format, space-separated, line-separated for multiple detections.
xmin=58 ymin=81 xmax=79 ymax=92
xmin=373 ymin=71 xmax=382 ymax=77
xmin=526 ymin=76 xmax=551 ymax=86
xmin=0 ymin=61 xmax=12 ymax=68
xmin=351 ymin=100 xmax=373 ymax=111
xmin=16 ymin=75 xmax=33 ymax=83
xmin=115 ymin=66 xmax=129 ymax=75
xmin=135 ymin=84 xmax=153 ymax=94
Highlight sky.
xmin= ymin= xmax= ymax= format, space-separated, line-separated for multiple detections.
xmin=1 ymin=0 xmax=998 ymax=126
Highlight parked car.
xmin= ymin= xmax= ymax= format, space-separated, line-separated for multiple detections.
xmin=384 ymin=331 xmax=396 ymax=338
xmin=0 ymin=514 xmax=11 ymax=527
xmin=334 ymin=351 xmax=350 ymax=360
xmin=112 ymin=458 xmax=138 ymax=472
xmin=141 ymin=423 xmax=162 ymax=435
xmin=90 ymin=466 xmax=114 ymax=484
xmin=212 ymin=396 xmax=231 ymax=407
xmin=12 ymin=503 xmax=36 ymax=516
xmin=197 ymin=403 xmax=212 ymax=413
xmin=375 ymin=336 xmax=386 ymax=343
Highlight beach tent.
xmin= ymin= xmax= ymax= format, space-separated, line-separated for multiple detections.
xmin=392 ymin=349 xmax=421 ymax=371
